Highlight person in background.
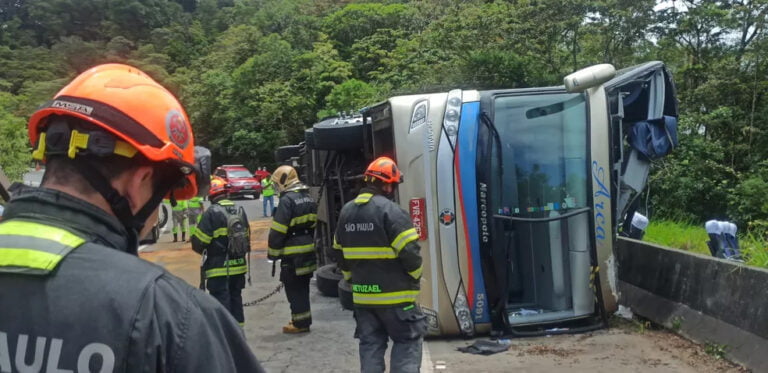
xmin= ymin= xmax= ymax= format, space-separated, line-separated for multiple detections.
xmin=170 ymin=198 xmax=189 ymax=242
xmin=187 ymin=195 xmax=205 ymax=239
xmin=0 ymin=63 xmax=263 ymax=372
xmin=192 ymin=178 xmax=250 ymax=326
xmin=267 ymin=166 xmax=317 ymax=333
xmin=261 ymin=172 xmax=275 ymax=217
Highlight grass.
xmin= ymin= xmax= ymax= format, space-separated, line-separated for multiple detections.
xmin=643 ymin=220 xmax=768 ymax=269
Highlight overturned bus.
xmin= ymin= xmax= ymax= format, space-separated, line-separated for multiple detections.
xmin=284 ymin=61 xmax=678 ymax=337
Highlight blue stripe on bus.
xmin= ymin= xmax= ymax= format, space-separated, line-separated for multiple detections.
xmin=457 ymin=101 xmax=490 ymax=323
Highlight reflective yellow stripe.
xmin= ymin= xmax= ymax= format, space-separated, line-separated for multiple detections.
xmin=0 ymin=221 xmax=86 ymax=274
xmin=0 ymin=248 xmax=67 ymax=272
xmin=205 ymin=265 xmax=247 ymax=278
xmin=391 ymin=228 xmax=419 ymax=252
xmin=354 ymin=193 xmax=373 ymax=204
xmin=289 ymin=213 xmax=317 ymax=227
xmin=333 ymin=237 xmax=342 ymax=250
xmin=219 ymin=200 xmax=235 ymax=206
xmin=296 ymin=263 xmax=317 ymax=276
xmin=213 ymin=227 xmax=228 ymax=238
xmin=194 ymin=229 xmax=212 ymax=244
xmin=353 ymin=290 xmax=419 ymax=305
xmin=0 ymin=220 xmax=84 ymax=248
xmin=342 ymin=270 xmax=352 ymax=281
xmin=271 ymin=221 xmax=288 ymax=234
xmin=283 ymin=243 xmax=314 ymax=255
xmin=408 ymin=266 xmax=423 ymax=280
xmin=342 ymin=246 xmax=397 ymax=259
xmin=292 ymin=311 xmax=311 ymax=321
xmin=268 ymin=248 xmax=282 ymax=256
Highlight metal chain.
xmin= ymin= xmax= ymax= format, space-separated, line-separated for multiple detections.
xmin=243 ymin=283 xmax=284 ymax=307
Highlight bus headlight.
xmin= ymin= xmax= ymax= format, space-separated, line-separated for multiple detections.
xmin=454 ymin=291 xmax=475 ymax=336
xmin=443 ymin=90 xmax=462 ymax=140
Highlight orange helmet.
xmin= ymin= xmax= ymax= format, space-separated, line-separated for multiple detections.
xmin=209 ymin=176 xmax=228 ymax=200
xmin=27 ymin=63 xmax=205 ymax=200
xmin=364 ymin=156 xmax=403 ymax=184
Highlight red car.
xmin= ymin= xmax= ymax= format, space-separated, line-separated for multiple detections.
xmin=213 ymin=165 xmax=263 ymax=199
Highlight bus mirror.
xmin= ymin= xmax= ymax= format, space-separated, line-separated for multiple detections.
xmin=563 ymin=64 xmax=616 ymax=93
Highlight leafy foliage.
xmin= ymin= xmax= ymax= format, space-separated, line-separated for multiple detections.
xmin=0 ymin=0 xmax=765 ymax=232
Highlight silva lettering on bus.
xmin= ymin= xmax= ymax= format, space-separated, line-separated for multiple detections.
xmin=344 ymin=222 xmax=375 ymax=232
xmin=0 ymin=331 xmax=115 ymax=373
xmin=592 ymin=161 xmax=610 ymax=241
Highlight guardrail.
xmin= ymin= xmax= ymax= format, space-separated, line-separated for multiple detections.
xmin=616 ymin=237 xmax=768 ymax=371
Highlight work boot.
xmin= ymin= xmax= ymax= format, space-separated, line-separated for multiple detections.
xmin=181 ymin=232 xmax=186 ymax=242
xmin=282 ymin=321 xmax=309 ymax=334
xmin=173 ymin=233 xmax=178 ymax=242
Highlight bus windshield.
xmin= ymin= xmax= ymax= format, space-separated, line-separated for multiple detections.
xmin=493 ymin=93 xmax=588 ymax=215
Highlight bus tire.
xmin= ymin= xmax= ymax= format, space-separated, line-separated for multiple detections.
xmin=316 ymin=264 xmax=341 ymax=297
xmin=274 ymin=145 xmax=302 ymax=162
xmin=338 ymin=279 xmax=353 ymax=310
xmin=312 ymin=117 xmax=364 ymax=150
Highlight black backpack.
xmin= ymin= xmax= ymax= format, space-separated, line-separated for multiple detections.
xmin=223 ymin=205 xmax=250 ymax=258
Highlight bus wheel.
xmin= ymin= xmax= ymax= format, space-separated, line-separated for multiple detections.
xmin=316 ymin=264 xmax=341 ymax=297
xmin=338 ymin=279 xmax=353 ymax=310
xmin=312 ymin=117 xmax=364 ymax=150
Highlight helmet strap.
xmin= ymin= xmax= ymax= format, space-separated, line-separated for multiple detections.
xmin=73 ymin=159 xmax=173 ymax=255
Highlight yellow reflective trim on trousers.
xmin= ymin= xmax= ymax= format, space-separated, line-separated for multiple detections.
xmin=408 ymin=266 xmax=423 ymax=280
xmin=289 ymin=213 xmax=317 ymax=227
xmin=342 ymin=270 xmax=351 ymax=280
xmin=205 ymin=265 xmax=247 ymax=278
xmin=283 ymin=243 xmax=314 ymax=255
xmin=353 ymin=290 xmax=419 ymax=305
xmin=0 ymin=220 xmax=85 ymax=248
xmin=270 ymin=221 xmax=288 ymax=234
xmin=213 ymin=227 xmax=228 ymax=238
xmin=292 ymin=311 xmax=311 ymax=321
xmin=0 ymin=248 xmax=66 ymax=272
xmin=296 ymin=263 xmax=317 ymax=276
xmin=268 ymin=248 xmax=282 ymax=256
xmin=391 ymin=228 xmax=419 ymax=252
xmin=354 ymin=193 xmax=373 ymax=204
xmin=194 ymin=229 xmax=212 ymax=244
xmin=342 ymin=246 xmax=396 ymax=259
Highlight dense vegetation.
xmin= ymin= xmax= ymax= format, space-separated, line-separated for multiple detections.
xmin=1 ymin=0 xmax=766 ymax=236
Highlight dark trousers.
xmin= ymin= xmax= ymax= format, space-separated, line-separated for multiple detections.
xmin=207 ymin=274 xmax=246 ymax=324
xmin=354 ymin=306 xmax=427 ymax=373
xmin=280 ymin=266 xmax=312 ymax=328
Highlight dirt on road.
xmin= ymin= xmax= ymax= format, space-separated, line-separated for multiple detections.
xmin=140 ymin=218 xmax=748 ymax=373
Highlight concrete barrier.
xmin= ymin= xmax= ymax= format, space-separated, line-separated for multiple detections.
xmin=616 ymin=237 xmax=768 ymax=371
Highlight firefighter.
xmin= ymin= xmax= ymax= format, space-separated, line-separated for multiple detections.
xmin=268 ymin=165 xmax=317 ymax=333
xmin=192 ymin=178 xmax=250 ymax=325
xmin=170 ymin=198 xmax=189 ymax=242
xmin=187 ymin=195 xmax=205 ymax=237
xmin=334 ymin=156 xmax=426 ymax=373
xmin=0 ymin=64 xmax=263 ymax=372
